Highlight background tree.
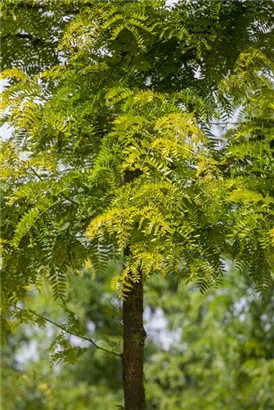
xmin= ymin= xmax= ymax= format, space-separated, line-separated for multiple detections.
xmin=1 ymin=1 xmax=274 ymax=409
xmin=2 ymin=268 xmax=274 ymax=409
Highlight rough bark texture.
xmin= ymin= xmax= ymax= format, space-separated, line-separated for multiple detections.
xmin=122 ymin=277 xmax=146 ymax=410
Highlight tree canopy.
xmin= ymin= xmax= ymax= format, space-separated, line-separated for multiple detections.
xmin=2 ymin=0 xmax=274 ymax=309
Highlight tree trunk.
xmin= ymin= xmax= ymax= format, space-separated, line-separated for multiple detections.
xmin=122 ymin=277 xmax=146 ymax=410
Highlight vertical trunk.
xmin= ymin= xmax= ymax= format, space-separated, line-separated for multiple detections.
xmin=122 ymin=277 xmax=146 ymax=410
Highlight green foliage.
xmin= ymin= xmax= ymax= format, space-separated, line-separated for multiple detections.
xmin=1 ymin=0 xmax=274 ymax=320
xmin=145 ymin=272 xmax=274 ymax=410
xmin=1 ymin=3 xmax=274 ymax=410
xmin=1 ymin=270 xmax=273 ymax=409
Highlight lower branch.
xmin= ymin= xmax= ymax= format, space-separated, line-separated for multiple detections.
xmin=28 ymin=309 xmax=121 ymax=358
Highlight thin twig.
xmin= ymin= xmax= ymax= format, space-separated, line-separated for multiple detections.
xmin=61 ymin=193 xmax=78 ymax=206
xmin=12 ymin=3 xmax=47 ymax=10
xmin=29 ymin=309 xmax=121 ymax=358
xmin=28 ymin=165 xmax=42 ymax=180
xmin=2 ymin=33 xmax=48 ymax=47
xmin=26 ymin=164 xmax=78 ymax=206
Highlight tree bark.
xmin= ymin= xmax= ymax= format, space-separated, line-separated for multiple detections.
xmin=122 ymin=277 xmax=146 ymax=410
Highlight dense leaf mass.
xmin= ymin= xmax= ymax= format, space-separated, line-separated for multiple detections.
xmin=1 ymin=0 xmax=274 ymax=356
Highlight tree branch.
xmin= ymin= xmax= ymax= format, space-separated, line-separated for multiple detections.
xmin=29 ymin=309 xmax=121 ymax=358
xmin=61 ymin=193 xmax=79 ymax=207
xmin=14 ymin=2 xmax=79 ymax=12
xmin=2 ymin=33 xmax=44 ymax=45
xmin=27 ymin=165 xmax=43 ymax=180
xmin=14 ymin=2 xmax=47 ymax=10
xmin=26 ymin=164 xmax=79 ymax=206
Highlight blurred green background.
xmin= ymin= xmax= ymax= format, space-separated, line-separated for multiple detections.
xmin=2 ymin=265 xmax=274 ymax=410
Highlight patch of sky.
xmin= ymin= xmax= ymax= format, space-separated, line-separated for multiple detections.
xmin=144 ymin=307 xmax=182 ymax=350
xmin=166 ymin=0 xmax=180 ymax=6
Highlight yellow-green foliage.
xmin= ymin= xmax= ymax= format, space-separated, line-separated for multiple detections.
xmin=1 ymin=1 xmax=274 ymax=315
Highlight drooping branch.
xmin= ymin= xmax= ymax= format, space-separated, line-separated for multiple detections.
xmin=5 ymin=2 xmax=80 ymax=14
xmin=14 ymin=2 xmax=47 ymax=10
xmin=2 ymin=33 xmax=44 ymax=45
xmin=28 ymin=309 xmax=121 ymax=358
xmin=26 ymin=164 xmax=79 ymax=206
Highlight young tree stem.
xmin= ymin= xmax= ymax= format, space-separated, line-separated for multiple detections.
xmin=122 ymin=277 xmax=146 ymax=410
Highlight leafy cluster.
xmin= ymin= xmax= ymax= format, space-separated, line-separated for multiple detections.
xmin=1 ymin=0 xmax=274 ymax=326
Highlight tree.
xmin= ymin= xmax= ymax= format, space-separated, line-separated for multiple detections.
xmin=1 ymin=1 xmax=274 ymax=408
